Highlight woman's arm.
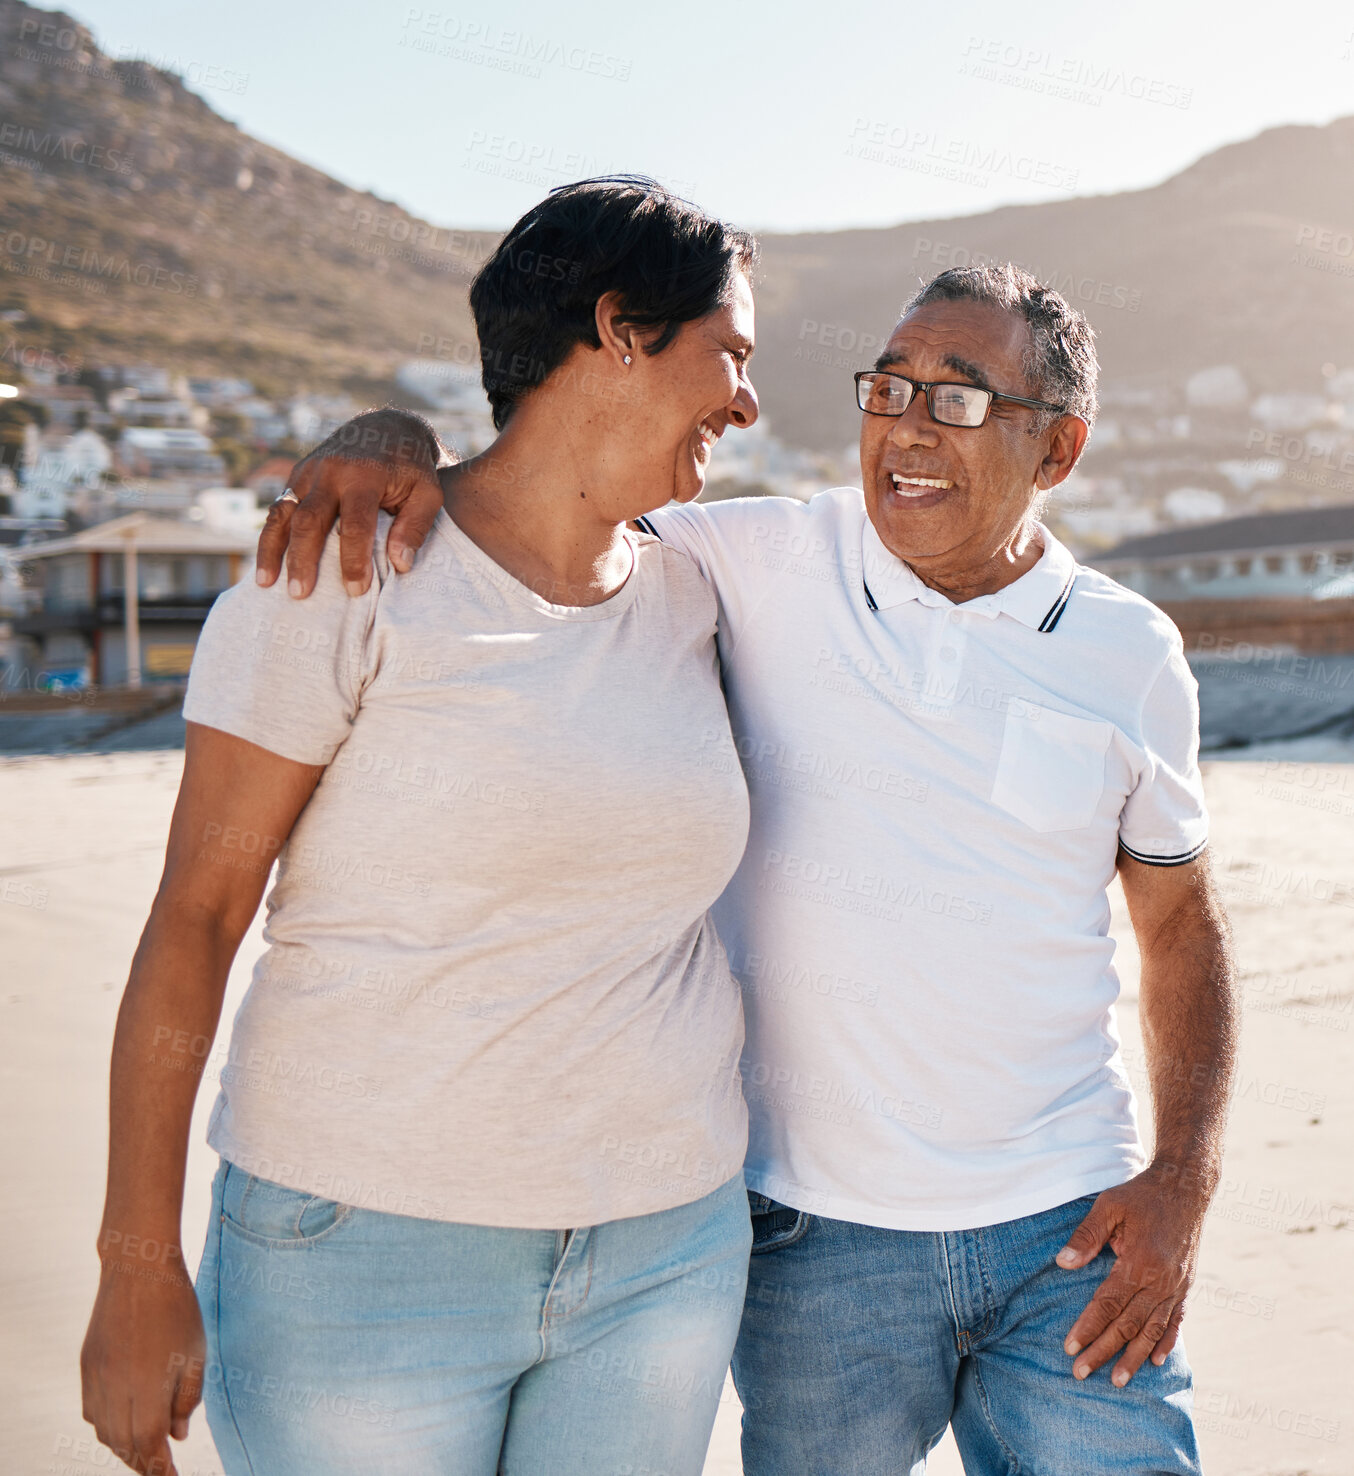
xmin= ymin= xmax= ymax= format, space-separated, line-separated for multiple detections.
xmin=81 ymin=722 xmax=324 ymax=1476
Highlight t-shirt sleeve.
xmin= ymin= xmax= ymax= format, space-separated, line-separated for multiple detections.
xmin=638 ymin=498 xmax=782 ymax=642
xmin=183 ymin=531 xmax=383 ymax=766
xmin=1118 ymin=641 xmax=1209 ymax=866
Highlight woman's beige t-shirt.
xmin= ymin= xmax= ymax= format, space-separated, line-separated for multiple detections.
xmin=183 ymin=511 xmax=750 ymax=1228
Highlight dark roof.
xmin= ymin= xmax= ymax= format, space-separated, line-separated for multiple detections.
xmin=1096 ymin=504 xmax=1354 ymax=563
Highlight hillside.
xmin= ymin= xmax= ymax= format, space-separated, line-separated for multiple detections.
xmin=2 ymin=1 xmax=1353 ymax=447
xmin=751 ymin=117 xmax=1354 ymax=450
xmin=0 ymin=0 xmax=489 ymax=399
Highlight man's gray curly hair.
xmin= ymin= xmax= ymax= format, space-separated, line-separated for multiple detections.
xmin=903 ymin=263 xmax=1099 ymax=434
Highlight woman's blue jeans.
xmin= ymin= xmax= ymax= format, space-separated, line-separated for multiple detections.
xmin=195 ymin=1160 xmax=751 ymax=1475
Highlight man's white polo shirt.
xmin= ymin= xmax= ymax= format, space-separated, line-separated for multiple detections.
xmin=641 ymin=489 xmax=1208 ymax=1232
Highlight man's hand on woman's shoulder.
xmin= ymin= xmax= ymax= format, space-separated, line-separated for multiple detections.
xmin=255 ymin=407 xmax=447 ymax=600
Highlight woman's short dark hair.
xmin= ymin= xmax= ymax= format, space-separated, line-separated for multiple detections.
xmin=469 ymin=175 xmax=758 ymax=429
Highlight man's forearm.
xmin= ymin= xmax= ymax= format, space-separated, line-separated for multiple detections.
xmin=1138 ymin=891 xmax=1237 ymax=1198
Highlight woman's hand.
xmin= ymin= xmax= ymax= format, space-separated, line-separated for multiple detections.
xmin=81 ymin=1259 xmax=206 ymax=1475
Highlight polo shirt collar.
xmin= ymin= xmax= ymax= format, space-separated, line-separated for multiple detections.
xmin=860 ymin=513 xmax=1078 ymax=631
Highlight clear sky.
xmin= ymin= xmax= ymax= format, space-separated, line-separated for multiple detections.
xmin=62 ymin=0 xmax=1354 ymax=233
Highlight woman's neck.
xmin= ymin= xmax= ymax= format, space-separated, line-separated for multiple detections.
xmin=439 ymin=414 xmax=634 ymax=608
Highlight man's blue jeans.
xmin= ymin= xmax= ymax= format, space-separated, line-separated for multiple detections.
xmin=733 ymin=1191 xmax=1201 ymax=1475
xmin=195 ymin=1160 xmax=751 ymax=1475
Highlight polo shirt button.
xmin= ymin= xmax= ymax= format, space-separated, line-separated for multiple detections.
xmin=940 ymin=646 xmax=958 ymax=661
xmin=949 ymin=610 xmax=963 ymax=624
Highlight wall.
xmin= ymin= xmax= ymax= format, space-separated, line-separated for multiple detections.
xmin=1163 ymin=598 xmax=1354 ymax=656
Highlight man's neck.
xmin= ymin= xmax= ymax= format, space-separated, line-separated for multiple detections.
xmin=904 ymin=525 xmax=1046 ymax=604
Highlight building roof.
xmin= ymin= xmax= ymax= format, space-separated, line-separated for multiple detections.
xmin=244 ymin=456 xmax=296 ymax=489
xmin=1097 ymin=504 xmax=1354 ymax=563
xmin=119 ymin=427 xmax=214 ymax=450
xmin=13 ymin=513 xmax=256 ymax=560
xmin=23 ymin=384 xmax=97 ymax=401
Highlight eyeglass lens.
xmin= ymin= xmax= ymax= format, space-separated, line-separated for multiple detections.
xmin=857 ymin=373 xmax=991 ymax=427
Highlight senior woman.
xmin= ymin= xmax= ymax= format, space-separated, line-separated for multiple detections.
xmin=80 ymin=178 xmax=759 ymax=1476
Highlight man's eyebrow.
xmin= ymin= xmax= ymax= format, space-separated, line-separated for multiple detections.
xmin=871 ymin=351 xmax=994 ymax=388
xmin=941 ymin=353 xmax=993 ymax=388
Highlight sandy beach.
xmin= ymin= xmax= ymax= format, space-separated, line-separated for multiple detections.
xmin=2 ymin=749 xmax=1350 ymax=1475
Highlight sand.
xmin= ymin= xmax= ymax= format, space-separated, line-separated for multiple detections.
xmin=1 ymin=750 xmax=1350 ymax=1476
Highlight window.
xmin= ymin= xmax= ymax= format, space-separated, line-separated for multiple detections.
xmin=45 ymin=558 xmax=90 ymax=611
xmin=138 ymin=559 xmax=176 ymax=601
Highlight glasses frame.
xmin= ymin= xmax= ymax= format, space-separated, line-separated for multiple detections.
xmin=853 ymin=370 xmax=1066 ymax=426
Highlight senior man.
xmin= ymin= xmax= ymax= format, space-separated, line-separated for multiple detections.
xmin=256 ymin=264 xmax=1235 ymax=1474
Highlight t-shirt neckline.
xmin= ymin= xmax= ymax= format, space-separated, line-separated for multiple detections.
xmin=429 ymin=506 xmax=641 ymax=621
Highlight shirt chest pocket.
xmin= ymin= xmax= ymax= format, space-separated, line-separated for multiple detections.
xmin=991 ymin=699 xmax=1114 ymax=833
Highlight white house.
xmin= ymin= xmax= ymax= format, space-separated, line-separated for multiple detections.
xmin=1095 ymin=505 xmax=1354 ymax=604
xmin=14 ymin=428 xmax=115 ymax=519
xmin=1185 ymin=365 xmax=1248 ymax=411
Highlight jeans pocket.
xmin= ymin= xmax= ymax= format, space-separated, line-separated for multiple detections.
xmin=219 ymin=1162 xmax=353 ymax=1248
xmin=747 ymin=1191 xmax=812 ymax=1254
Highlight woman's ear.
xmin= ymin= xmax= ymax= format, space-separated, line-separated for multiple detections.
xmin=595 ymin=290 xmax=638 ymax=368
xmin=594 ymin=291 xmax=665 ymax=367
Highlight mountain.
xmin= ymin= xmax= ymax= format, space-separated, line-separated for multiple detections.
xmin=0 ymin=0 xmax=491 ymax=400
xmin=3 ymin=0 xmax=1353 ymax=446
xmin=751 ymin=118 xmax=1354 ymax=450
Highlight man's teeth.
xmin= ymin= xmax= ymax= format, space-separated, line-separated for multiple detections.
xmin=890 ymin=474 xmax=952 ymax=492
xmin=697 ymin=422 xmax=718 ymax=448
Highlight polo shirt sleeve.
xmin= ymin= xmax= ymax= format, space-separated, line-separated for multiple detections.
xmin=637 ymin=498 xmax=776 ymax=643
xmin=1117 ymin=641 xmax=1209 ymax=866
xmin=183 ymin=530 xmax=383 ymax=766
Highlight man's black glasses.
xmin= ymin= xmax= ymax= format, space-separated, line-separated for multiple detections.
xmin=854 ymin=370 xmax=1065 ymax=428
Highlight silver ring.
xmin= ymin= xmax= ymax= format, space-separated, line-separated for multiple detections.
xmin=275 ymin=488 xmax=300 ymax=505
